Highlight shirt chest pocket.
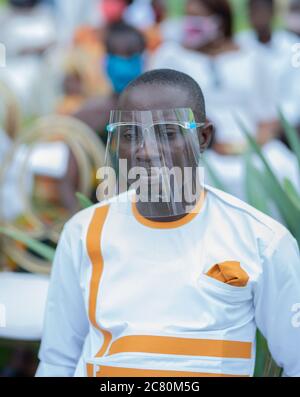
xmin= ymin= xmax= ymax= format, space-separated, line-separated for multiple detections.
xmin=196 ymin=267 xmax=254 ymax=330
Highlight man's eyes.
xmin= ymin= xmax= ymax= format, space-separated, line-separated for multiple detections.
xmin=120 ymin=125 xmax=183 ymax=140
xmin=122 ymin=128 xmax=140 ymax=140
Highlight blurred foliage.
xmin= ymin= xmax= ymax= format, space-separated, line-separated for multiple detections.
xmin=241 ymin=114 xmax=300 ymax=243
xmin=0 ymin=226 xmax=56 ymax=261
xmin=241 ymin=113 xmax=300 ymax=377
xmin=76 ymin=192 xmax=93 ymax=209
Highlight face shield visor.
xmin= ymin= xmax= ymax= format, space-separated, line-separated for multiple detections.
xmin=100 ymin=108 xmax=205 ymax=219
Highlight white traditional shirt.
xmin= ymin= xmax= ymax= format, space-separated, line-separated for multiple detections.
xmin=36 ymin=186 xmax=300 ymax=377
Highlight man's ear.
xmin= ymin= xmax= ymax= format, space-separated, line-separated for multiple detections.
xmin=198 ymin=121 xmax=214 ymax=153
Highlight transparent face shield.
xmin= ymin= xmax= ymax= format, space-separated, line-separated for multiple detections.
xmin=100 ymin=108 xmax=205 ymax=219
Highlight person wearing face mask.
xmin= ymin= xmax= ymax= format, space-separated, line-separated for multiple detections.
xmin=0 ymin=0 xmax=57 ymax=115
xmin=149 ymin=0 xmax=300 ymax=203
xmin=73 ymin=22 xmax=146 ymax=141
xmin=150 ymin=0 xmax=279 ymax=149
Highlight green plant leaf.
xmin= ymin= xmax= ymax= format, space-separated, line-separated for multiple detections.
xmin=254 ymin=330 xmax=283 ymax=377
xmin=278 ymin=109 xmax=300 ymax=170
xmin=76 ymin=192 xmax=93 ymax=209
xmin=283 ymin=179 xmax=300 ymax=212
xmin=254 ymin=330 xmax=269 ymax=377
xmin=238 ymin=118 xmax=300 ymax=239
xmin=0 ymin=227 xmax=55 ymax=262
xmin=244 ymin=152 xmax=271 ymax=215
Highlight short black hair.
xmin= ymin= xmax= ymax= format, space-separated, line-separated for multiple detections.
xmin=123 ymin=69 xmax=206 ymax=121
xmin=105 ymin=22 xmax=146 ymax=54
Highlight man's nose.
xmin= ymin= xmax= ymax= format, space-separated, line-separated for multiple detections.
xmin=135 ymin=134 xmax=160 ymax=164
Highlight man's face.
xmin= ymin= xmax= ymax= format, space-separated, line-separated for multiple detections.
xmin=118 ymin=84 xmax=203 ymax=169
xmin=116 ymin=84 xmax=212 ymax=199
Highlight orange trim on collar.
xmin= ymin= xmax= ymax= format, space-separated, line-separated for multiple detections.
xmin=131 ymin=190 xmax=206 ymax=230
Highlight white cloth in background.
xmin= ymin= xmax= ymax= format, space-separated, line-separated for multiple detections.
xmin=0 ymin=57 xmax=43 ymax=115
xmin=236 ymin=29 xmax=300 ymax=126
xmin=0 ymin=130 xmax=29 ymax=221
xmin=0 ymin=4 xmax=56 ymax=57
xmin=124 ymin=0 xmax=155 ymax=30
xmin=29 ymin=142 xmax=70 ymax=179
xmin=0 ymin=127 xmax=11 ymax=162
xmin=160 ymin=18 xmax=186 ymax=44
xmin=52 ymin=0 xmax=102 ymax=45
xmin=236 ymin=29 xmax=298 ymax=54
xmin=0 ymin=143 xmax=33 ymax=221
xmin=0 ymin=138 xmax=69 ymax=221
xmin=0 ymin=3 xmax=58 ymax=115
xmin=0 ymin=272 xmax=49 ymax=341
xmin=149 ymin=42 xmax=277 ymax=144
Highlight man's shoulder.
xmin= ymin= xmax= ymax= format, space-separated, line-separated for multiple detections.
xmin=63 ymin=192 xmax=130 ymax=235
xmin=205 ymin=185 xmax=289 ymax=247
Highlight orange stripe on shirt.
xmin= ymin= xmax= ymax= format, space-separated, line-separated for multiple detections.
xmin=96 ymin=365 xmax=249 ymax=377
xmin=108 ymin=335 xmax=252 ymax=359
xmin=86 ymin=205 xmax=111 ymax=357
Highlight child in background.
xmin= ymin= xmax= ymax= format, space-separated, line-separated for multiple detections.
xmin=73 ymin=22 xmax=146 ymax=140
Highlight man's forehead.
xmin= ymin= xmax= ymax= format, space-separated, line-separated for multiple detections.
xmin=118 ymin=83 xmax=192 ymax=111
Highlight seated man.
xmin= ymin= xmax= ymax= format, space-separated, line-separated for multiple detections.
xmin=37 ymin=69 xmax=300 ymax=377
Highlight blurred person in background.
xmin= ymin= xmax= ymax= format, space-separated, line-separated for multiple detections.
xmin=0 ymin=0 xmax=57 ymax=115
xmin=56 ymin=51 xmax=95 ymax=116
xmin=0 ymin=0 xmax=56 ymax=57
xmin=73 ymin=22 xmax=146 ymax=141
xmin=237 ymin=0 xmax=298 ymax=49
xmin=150 ymin=0 xmax=278 ymax=150
xmin=285 ymin=0 xmax=300 ymax=36
xmin=236 ymin=0 xmax=300 ymax=134
xmin=144 ymin=0 xmax=186 ymax=52
xmin=150 ymin=0 xmax=300 ymax=201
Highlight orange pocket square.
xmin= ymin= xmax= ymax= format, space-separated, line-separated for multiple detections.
xmin=206 ymin=261 xmax=249 ymax=287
